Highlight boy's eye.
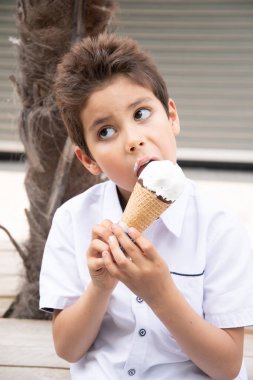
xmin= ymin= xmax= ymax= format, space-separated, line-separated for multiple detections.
xmin=134 ymin=108 xmax=151 ymax=121
xmin=98 ymin=127 xmax=116 ymax=140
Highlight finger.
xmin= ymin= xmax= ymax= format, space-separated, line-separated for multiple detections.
xmin=88 ymin=257 xmax=105 ymax=272
xmin=102 ymin=250 xmax=121 ymax=278
xmin=108 ymin=235 xmax=133 ymax=270
xmin=91 ymin=223 xmax=113 ymax=242
xmin=101 ymin=219 xmax=113 ymax=229
xmin=127 ymin=227 xmax=156 ymax=260
xmin=111 ymin=224 xmax=141 ymax=263
xmin=88 ymin=239 xmax=109 ymax=258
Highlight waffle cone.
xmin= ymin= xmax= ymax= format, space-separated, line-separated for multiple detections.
xmin=120 ymin=182 xmax=170 ymax=233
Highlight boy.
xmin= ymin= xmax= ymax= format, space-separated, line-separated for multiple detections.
xmin=40 ymin=33 xmax=253 ymax=379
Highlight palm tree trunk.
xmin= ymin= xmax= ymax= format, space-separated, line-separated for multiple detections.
xmin=4 ymin=0 xmax=116 ymax=319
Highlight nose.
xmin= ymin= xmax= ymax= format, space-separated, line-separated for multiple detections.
xmin=129 ymin=139 xmax=144 ymax=152
xmin=125 ymin=131 xmax=145 ymax=153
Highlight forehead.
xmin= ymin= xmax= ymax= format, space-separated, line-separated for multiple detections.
xmin=84 ymin=75 xmax=154 ymax=110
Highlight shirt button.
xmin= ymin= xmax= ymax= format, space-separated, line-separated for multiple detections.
xmin=128 ymin=369 xmax=136 ymax=376
xmin=136 ymin=296 xmax=143 ymax=303
xmin=139 ymin=328 xmax=146 ymax=337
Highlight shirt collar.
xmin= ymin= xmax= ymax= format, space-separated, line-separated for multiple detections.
xmin=159 ymin=179 xmax=190 ymax=237
xmin=102 ymin=180 xmax=123 ymax=223
xmin=102 ymin=179 xmax=190 ymax=237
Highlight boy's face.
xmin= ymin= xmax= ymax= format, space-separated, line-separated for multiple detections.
xmin=76 ymin=75 xmax=180 ymax=203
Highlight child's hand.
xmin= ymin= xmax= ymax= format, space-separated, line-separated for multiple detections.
xmin=103 ymin=224 xmax=174 ymax=306
xmin=87 ymin=219 xmax=118 ymax=292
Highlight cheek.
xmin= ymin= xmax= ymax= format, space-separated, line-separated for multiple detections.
xmin=98 ymin=156 xmax=121 ymax=177
xmin=155 ymin=124 xmax=178 ymax=159
xmin=149 ymin=118 xmax=171 ymax=141
xmin=104 ymin=165 xmax=135 ymax=191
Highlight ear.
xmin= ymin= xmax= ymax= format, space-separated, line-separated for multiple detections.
xmin=168 ymin=98 xmax=180 ymax=136
xmin=74 ymin=146 xmax=102 ymax=175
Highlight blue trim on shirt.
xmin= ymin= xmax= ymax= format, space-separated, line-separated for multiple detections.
xmin=170 ymin=270 xmax=205 ymax=277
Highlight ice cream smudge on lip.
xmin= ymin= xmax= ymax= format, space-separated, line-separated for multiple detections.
xmin=120 ymin=160 xmax=186 ymax=233
xmin=138 ymin=160 xmax=186 ymax=202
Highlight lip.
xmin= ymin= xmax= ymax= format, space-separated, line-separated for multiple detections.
xmin=134 ymin=156 xmax=159 ymax=178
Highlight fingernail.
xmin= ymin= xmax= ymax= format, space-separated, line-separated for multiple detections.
xmin=109 ymin=235 xmax=116 ymax=243
xmin=111 ymin=224 xmax=117 ymax=231
xmin=128 ymin=227 xmax=136 ymax=237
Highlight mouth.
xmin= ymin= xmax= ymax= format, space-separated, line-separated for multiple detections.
xmin=134 ymin=156 xmax=159 ymax=178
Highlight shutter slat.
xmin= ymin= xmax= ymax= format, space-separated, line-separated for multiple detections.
xmin=118 ymin=0 xmax=253 ymax=157
xmin=0 ymin=0 xmax=20 ymax=151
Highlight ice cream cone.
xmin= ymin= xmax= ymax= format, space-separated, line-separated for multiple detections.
xmin=120 ymin=181 xmax=171 ymax=233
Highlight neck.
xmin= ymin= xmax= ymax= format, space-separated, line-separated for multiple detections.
xmin=116 ymin=186 xmax=131 ymax=210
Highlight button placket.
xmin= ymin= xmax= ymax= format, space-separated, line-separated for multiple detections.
xmin=138 ymin=328 xmax=146 ymax=337
xmin=122 ymin=294 xmax=149 ymax=379
xmin=128 ymin=368 xmax=136 ymax=376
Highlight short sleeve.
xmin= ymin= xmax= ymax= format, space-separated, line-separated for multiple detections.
xmin=39 ymin=207 xmax=84 ymax=312
xmin=203 ymin=212 xmax=253 ymax=328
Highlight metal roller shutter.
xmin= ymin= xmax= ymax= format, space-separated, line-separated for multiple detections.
xmin=0 ymin=0 xmax=21 ymax=152
xmin=117 ymin=0 xmax=253 ymax=163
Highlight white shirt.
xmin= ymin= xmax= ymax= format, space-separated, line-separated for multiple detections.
xmin=40 ymin=179 xmax=253 ymax=380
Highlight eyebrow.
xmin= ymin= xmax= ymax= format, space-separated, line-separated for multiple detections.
xmin=90 ymin=116 xmax=112 ymax=131
xmin=89 ymin=97 xmax=154 ymax=130
xmin=127 ymin=97 xmax=153 ymax=110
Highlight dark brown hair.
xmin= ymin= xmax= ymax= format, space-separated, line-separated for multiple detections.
xmin=54 ymin=33 xmax=169 ymax=156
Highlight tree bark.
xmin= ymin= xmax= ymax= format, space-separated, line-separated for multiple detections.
xmin=4 ymin=0 xmax=116 ymax=319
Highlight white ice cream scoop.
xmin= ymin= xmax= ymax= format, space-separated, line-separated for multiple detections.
xmin=138 ymin=160 xmax=186 ymax=202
